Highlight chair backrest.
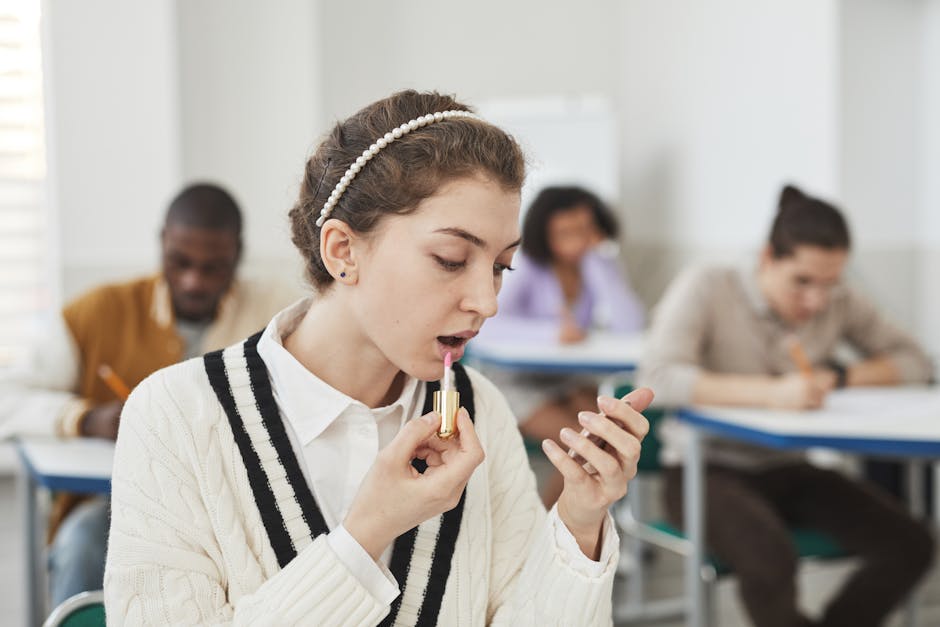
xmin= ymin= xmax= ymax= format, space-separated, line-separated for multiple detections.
xmin=43 ymin=590 xmax=105 ymax=627
xmin=601 ymin=374 xmax=667 ymax=474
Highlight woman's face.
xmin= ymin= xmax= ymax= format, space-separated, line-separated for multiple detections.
xmin=349 ymin=174 xmax=521 ymax=381
xmin=759 ymin=244 xmax=848 ymax=325
xmin=546 ymin=204 xmax=600 ymax=265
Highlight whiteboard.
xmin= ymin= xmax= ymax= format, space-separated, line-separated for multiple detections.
xmin=476 ymin=95 xmax=620 ymax=215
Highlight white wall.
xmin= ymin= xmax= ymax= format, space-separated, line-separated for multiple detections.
xmin=319 ymin=0 xmax=621 ymax=121
xmin=613 ymin=0 xmax=839 ymax=305
xmin=176 ymin=0 xmax=319 ymax=285
xmin=920 ymin=0 xmax=940 ymax=359
xmin=617 ymin=0 xmax=839 ymax=249
xmin=45 ymin=0 xmax=318 ymax=300
xmin=839 ymin=0 xmax=924 ymax=333
xmin=841 ymin=0 xmax=921 ymax=248
xmin=44 ymin=0 xmax=181 ymax=300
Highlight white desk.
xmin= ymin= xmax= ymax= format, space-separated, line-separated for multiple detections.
xmin=15 ymin=437 xmax=113 ymax=627
xmin=466 ymin=330 xmax=643 ymax=374
xmin=676 ymin=387 xmax=940 ymax=627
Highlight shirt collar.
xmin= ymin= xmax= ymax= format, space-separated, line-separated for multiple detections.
xmin=256 ymin=298 xmax=422 ymax=445
xmin=150 ymin=274 xmax=240 ymax=329
xmin=736 ymin=262 xmax=774 ymax=318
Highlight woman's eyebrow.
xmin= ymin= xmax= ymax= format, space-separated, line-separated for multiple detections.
xmin=434 ymin=227 xmax=521 ymax=252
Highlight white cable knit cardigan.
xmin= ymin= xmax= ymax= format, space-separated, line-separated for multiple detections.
xmin=104 ymin=335 xmax=618 ymax=626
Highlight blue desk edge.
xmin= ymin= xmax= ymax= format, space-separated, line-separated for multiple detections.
xmin=14 ymin=440 xmax=112 ymax=495
xmin=464 ymin=351 xmax=636 ymax=375
xmin=676 ymin=408 xmax=940 ymax=457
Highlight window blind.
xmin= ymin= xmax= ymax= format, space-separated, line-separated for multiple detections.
xmin=0 ymin=1 xmax=50 ymax=367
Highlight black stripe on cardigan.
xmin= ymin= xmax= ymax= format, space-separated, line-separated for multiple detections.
xmin=203 ymin=346 xmax=296 ymax=568
xmin=379 ymin=377 xmax=442 ymax=627
xmin=413 ymin=362 xmax=475 ymax=627
xmin=243 ymin=332 xmax=329 ymax=540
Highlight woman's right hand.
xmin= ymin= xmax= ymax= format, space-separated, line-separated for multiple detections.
xmin=769 ymin=372 xmax=829 ymax=410
xmin=343 ymin=408 xmax=484 ymax=560
xmin=558 ymin=309 xmax=587 ymax=344
xmin=80 ymin=400 xmax=124 ymax=440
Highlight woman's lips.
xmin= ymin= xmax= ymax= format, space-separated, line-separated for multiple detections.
xmin=436 ymin=337 xmax=468 ymax=360
xmin=435 ymin=330 xmax=477 ymax=361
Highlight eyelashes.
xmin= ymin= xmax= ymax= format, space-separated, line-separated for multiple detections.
xmin=433 ymin=255 xmax=515 ymax=276
xmin=434 ymin=255 xmax=466 ymax=272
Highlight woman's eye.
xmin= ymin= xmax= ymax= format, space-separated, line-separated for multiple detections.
xmin=493 ymin=262 xmax=515 ymax=276
xmin=434 ymin=255 xmax=466 ymax=272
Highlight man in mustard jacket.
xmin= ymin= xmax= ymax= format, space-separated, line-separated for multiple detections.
xmin=1 ymin=182 xmax=299 ymax=606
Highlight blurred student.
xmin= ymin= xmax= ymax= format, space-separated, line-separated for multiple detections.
xmin=638 ymin=184 xmax=934 ymax=627
xmin=481 ymin=186 xmax=645 ymax=505
xmin=0 ymin=183 xmax=298 ymax=606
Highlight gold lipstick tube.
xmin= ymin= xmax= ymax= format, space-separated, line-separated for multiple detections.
xmin=433 ymin=389 xmax=460 ymax=439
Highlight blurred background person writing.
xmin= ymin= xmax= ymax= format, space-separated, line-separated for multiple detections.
xmin=479 ymin=185 xmax=645 ymax=505
xmin=0 ymin=183 xmax=298 ymax=606
xmin=638 ymin=184 xmax=934 ymax=627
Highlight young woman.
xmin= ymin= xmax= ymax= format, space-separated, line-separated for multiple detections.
xmin=478 ymin=186 xmax=645 ymax=506
xmin=638 ymin=185 xmax=934 ymax=627
xmin=104 ymin=90 xmax=652 ymax=626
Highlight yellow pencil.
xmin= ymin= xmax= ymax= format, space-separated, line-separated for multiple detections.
xmin=785 ymin=336 xmax=814 ymax=378
xmin=97 ymin=364 xmax=131 ymax=400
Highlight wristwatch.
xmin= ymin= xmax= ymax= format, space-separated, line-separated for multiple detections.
xmin=828 ymin=361 xmax=848 ymax=388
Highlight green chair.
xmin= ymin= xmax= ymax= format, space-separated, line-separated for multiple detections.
xmin=603 ymin=375 xmax=848 ymax=625
xmin=42 ymin=590 xmax=105 ymax=627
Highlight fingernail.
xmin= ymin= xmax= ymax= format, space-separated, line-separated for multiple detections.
xmin=423 ymin=412 xmax=438 ymax=425
xmin=597 ymin=396 xmax=617 ymax=412
xmin=578 ymin=411 xmax=593 ymax=426
xmin=560 ymin=428 xmax=576 ymax=443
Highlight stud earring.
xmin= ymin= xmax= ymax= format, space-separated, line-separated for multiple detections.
xmin=340 ymin=271 xmax=346 ymax=278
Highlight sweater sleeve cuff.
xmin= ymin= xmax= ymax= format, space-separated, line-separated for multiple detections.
xmin=548 ymin=504 xmax=619 ymax=577
xmin=889 ymin=352 xmax=934 ymax=384
xmin=56 ymin=397 xmax=90 ymax=437
xmin=250 ymin=534 xmax=392 ymax=625
xmin=326 ymin=524 xmax=400 ymax=606
xmin=642 ymin=363 xmax=700 ymax=406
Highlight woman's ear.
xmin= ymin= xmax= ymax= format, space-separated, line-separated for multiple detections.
xmin=319 ymin=218 xmax=360 ymax=284
xmin=759 ymin=243 xmax=775 ymax=269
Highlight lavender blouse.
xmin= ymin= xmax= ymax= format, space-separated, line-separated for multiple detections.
xmin=480 ymin=249 xmax=646 ymax=343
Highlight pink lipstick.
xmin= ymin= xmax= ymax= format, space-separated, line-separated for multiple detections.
xmin=434 ymin=351 xmax=459 ymax=439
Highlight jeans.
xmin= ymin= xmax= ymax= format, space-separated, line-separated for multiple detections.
xmin=47 ymin=497 xmax=110 ymax=607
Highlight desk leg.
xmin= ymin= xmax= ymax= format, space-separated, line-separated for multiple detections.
xmin=903 ymin=460 xmax=926 ymax=627
xmin=17 ymin=463 xmax=42 ymax=627
xmin=933 ymin=462 xmax=940 ymax=527
xmin=684 ymin=428 xmax=706 ymax=627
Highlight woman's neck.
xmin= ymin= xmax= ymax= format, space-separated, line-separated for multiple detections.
xmin=283 ymin=296 xmax=405 ymax=408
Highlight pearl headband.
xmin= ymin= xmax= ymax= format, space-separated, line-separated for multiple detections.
xmin=314 ymin=110 xmax=482 ymax=227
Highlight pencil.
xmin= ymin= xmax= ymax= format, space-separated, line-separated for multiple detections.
xmin=97 ymin=364 xmax=131 ymax=400
xmin=785 ymin=336 xmax=814 ymax=378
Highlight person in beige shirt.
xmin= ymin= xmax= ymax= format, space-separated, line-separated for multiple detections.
xmin=638 ymin=184 xmax=934 ymax=627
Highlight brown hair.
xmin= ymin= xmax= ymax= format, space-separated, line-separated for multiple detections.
xmin=768 ymin=184 xmax=851 ymax=258
xmin=289 ymin=90 xmax=526 ymax=289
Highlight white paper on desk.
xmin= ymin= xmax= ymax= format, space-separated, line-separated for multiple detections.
xmin=823 ymin=387 xmax=940 ymax=418
xmin=696 ymin=387 xmax=940 ymax=442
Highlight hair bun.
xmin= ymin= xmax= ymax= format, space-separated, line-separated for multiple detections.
xmin=778 ymin=184 xmax=806 ymax=212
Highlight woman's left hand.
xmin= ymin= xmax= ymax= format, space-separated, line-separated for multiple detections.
xmin=541 ymin=387 xmax=654 ymax=558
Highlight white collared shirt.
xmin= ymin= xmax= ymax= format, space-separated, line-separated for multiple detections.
xmin=257 ymin=299 xmax=615 ymax=605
